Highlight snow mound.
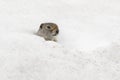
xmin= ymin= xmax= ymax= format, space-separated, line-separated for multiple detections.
xmin=0 ymin=33 xmax=120 ymax=80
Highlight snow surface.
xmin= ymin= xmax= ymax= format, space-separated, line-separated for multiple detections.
xmin=0 ymin=0 xmax=120 ymax=80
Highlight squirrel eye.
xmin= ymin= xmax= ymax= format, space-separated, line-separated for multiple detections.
xmin=47 ymin=26 xmax=51 ymax=29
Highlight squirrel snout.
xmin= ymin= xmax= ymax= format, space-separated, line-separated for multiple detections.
xmin=52 ymin=29 xmax=59 ymax=36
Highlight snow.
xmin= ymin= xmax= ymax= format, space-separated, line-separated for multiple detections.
xmin=0 ymin=0 xmax=120 ymax=80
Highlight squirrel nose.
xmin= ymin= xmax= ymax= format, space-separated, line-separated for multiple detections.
xmin=56 ymin=30 xmax=59 ymax=34
xmin=52 ymin=30 xmax=59 ymax=36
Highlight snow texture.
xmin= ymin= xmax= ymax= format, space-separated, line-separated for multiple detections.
xmin=0 ymin=0 xmax=120 ymax=80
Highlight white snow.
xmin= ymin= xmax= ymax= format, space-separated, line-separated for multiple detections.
xmin=0 ymin=0 xmax=120 ymax=80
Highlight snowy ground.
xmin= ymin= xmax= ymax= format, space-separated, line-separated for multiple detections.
xmin=0 ymin=0 xmax=120 ymax=80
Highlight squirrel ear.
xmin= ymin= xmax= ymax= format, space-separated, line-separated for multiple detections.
xmin=40 ymin=23 xmax=44 ymax=29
